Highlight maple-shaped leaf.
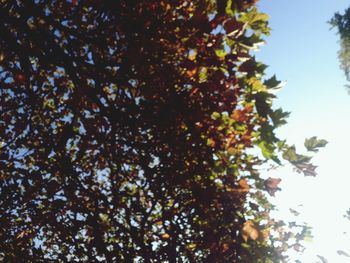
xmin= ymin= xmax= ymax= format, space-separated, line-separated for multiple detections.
xmin=304 ymin=136 xmax=328 ymax=152
xmin=242 ymin=220 xmax=259 ymax=241
xmin=254 ymin=92 xmax=273 ymax=118
xmin=223 ymin=18 xmax=245 ymax=36
xmin=283 ymin=146 xmax=311 ymax=163
xmin=264 ymin=177 xmax=281 ymax=196
xmin=269 ymin=108 xmax=290 ymax=127
xmin=293 ymin=162 xmax=318 ymax=177
xmin=264 ymin=75 xmax=283 ymax=89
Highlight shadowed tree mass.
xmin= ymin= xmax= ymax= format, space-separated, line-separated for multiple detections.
xmin=0 ymin=0 xmax=325 ymax=262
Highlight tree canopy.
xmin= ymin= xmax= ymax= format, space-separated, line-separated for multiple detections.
xmin=331 ymin=6 xmax=350 ymax=83
xmin=0 ymin=0 xmax=324 ymax=262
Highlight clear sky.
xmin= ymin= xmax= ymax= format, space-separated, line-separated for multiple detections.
xmin=256 ymin=0 xmax=350 ymax=262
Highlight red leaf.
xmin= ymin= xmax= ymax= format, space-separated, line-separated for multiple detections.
xmin=264 ymin=177 xmax=281 ymax=196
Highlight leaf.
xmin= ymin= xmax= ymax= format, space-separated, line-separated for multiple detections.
xmin=223 ymin=18 xmax=245 ymax=36
xmin=259 ymin=228 xmax=270 ymax=241
xmin=301 ymin=226 xmax=313 ymax=242
xmin=240 ymin=7 xmax=269 ymax=24
xmin=258 ymin=141 xmax=275 ymax=159
xmin=260 ymin=122 xmax=277 ymax=144
xmin=221 ymin=243 xmax=229 ymax=253
xmin=304 ymin=136 xmax=328 ymax=152
xmin=264 ymin=177 xmax=281 ymax=196
xmin=227 ymin=147 xmax=236 ymax=155
xmin=238 ymin=178 xmax=250 ymax=191
xmin=269 ymin=108 xmax=290 ymax=127
xmin=239 ymin=59 xmax=256 ymax=74
xmin=242 ymin=220 xmax=259 ymax=241
xmin=99 ymin=213 xmax=110 ymax=225
xmin=337 ymin=250 xmax=350 ymax=257
xmin=294 ymin=162 xmax=318 ymax=177
xmin=215 ymin=49 xmax=227 ymax=58
xmin=207 ymin=138 xmax=216 ymax=148
xmin=345 ymin=209 xmax=350 ymax=220
xmin=254 ymin=92 xmax=272 ymax=118
xmin=16 ymin=231 xmax=26 ymax=239
xmin=264 ymin=75 xmax=283 ymax=89
xmin=211 ymin=111 xmax=221 ymax=120
xmin=317 ymin=255 xmax=328 ymax=263
xmin=283 ymin=146 xmax=312 ymax=165
xmin=249 ymin=78 xmax=266 ymax=92
xmin=199 ymin=67 xmax=208 ymax=83
xmin=231 ymin=109 xmax=248 ymax=122
xmin=303 ymin=164 xmax=318 ymax=177
xmin=187 ymin=243 xmax=197 ymax=250
xmin=252 ymin=12 xmax=269 ymax=23
xmin=239 ymin=34 xmax=266 ymax=50
xmin=225 ymin=0 xmax=234 ymax=16
xmin=282 ymin=146 xmax=298 ymax=162
xmin=289 ymin=208 xmax=300 ymax=216
xmin=161 ymin=233 xmax=170 ymax=240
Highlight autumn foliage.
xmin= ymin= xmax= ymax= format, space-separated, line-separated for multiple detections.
xmin=0 ymin=0 xmax=325 ymax=262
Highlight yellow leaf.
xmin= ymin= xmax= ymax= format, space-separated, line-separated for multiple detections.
xmin=242 ymin=220 xmax=259 ymax=241
xmin=238 ymin=179 xmax=250 ymax=191
xmin=227 ymin=147 xmax=236 ymax=155
xmin=187 ymin=243 xmax=197 ymax=250
xmin=161 ymin=233 xmax=170 ymax=240
xmin=207 ymin=138 xmax=216 ymax=148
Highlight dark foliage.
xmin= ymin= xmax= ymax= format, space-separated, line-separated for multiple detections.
xmin=0 ymin=0 xmax=320 ymax=262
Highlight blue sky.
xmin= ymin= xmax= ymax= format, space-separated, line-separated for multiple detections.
xmin=256 ymin=0 xmax=350 ymax=262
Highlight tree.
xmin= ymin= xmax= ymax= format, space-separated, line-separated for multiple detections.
xmin=331 ymin=7 xmax=350 ymax=83
xmin=330 ymin=8 xmax=350 ymax=261
xmin=0 ymin=0 xmax=323 ymax=262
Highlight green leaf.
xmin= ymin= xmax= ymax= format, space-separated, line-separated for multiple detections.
xmin=254 ymin=92 xmax=276 ymax=117
xmin=249 ymin=78 xmax=266 ymax=92
xmin=215 ymin=49 xmax=226 ymax=58
xmin=258 ymin=141 xmax=275 ymax=159
xmin=199 ymin=67 xmax=208 ymax=83
xmin=269 ymin=108 xmax=290 ymax=127
xmin=283 ymin=146 xmax=312 ymax=164
xmin=240 ymin=7 xmax=269 ymax=24
xmin=282 ymin=146 xmax=298 ymax=162
xmin=241 ymin=243 xmax=251 ymax=249
xmin=211 ymin=111 xmax=221 ymax=120
xmin=260 ymin=123 xmax=277 ymax=144
xmin=304 ymin=136 xmax=328 ymax=152
xmin=264 ymin=75 xmax=282 ymax=89
xmin=276 ymin=139 xmax=287 ymax=150
xmin=225 ymin=0 xmax=234 ymax=16
xmin=239 ymin=34 xmax=265 ymax=50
